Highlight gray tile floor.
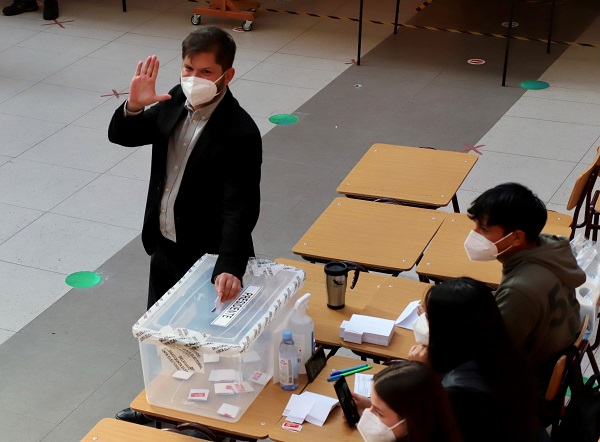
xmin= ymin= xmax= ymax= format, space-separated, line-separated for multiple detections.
xmin=1 ymin=0 xmax=600 ymax=439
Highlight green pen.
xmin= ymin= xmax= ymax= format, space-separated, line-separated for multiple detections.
xmin=340 ymin=365 xmax=372 ymax=377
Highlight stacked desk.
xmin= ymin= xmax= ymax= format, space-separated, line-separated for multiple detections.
xmin=293 ymin=197 xmax=445 ymax=274
xmin=338 ymin=144 xmax=478 ymax=212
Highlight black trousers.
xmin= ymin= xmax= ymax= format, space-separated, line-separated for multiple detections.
xmin=147 ymin=236 xmax=202 ymax=310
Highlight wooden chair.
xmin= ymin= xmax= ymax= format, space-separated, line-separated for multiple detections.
xmin=558 ymin=146 xmax=600 ymax=239
xmin=541 ymin=315 xmax=590 ymax=435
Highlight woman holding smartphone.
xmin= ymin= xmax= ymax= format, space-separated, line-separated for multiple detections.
xmin=352 ymin=360 xmax=461 ymax=442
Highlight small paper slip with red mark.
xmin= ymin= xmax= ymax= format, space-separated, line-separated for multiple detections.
xmin=282 ymin=422 xmax=302 ymax=432
xmin=217 ymin=403 xmax=241 ymax=419
xmin=214 ymin=383 xmax=236 ymax=395
xmin=231 ymin=382 xmax=254 ymax=393
xmin=188 ymin=389 xmax=209 ymax=401
xmin=250 ymin=371 xmax=271 ymax=385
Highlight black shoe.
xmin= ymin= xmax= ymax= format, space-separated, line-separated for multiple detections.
xmin=115 ymin=407 xmax=153 ymax=425
xmin=42 ymin=0 xmax=57 ymax=19
xmin=2 ymin=0 xmax=38 ymax=16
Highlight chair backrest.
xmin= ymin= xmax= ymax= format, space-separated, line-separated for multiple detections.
xmin=163 ymin=423 xmax=222 ymax=441
xmin=566 ymin=147 xmax=600 ymax=237
xmin=545 ymin=354 xmax=567 ymax=401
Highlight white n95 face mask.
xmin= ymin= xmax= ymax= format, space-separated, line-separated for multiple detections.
xmin=358 ymin=409 xmax=404 ymax=442
xmin=463 ymin=230 xmax=514 ymax=261
xmin=413 ymin=313 xmax=429 ymax=346
xmin=180 ymin=73 xmax=224 ymax=107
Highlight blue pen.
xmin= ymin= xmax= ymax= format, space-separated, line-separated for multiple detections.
xmin=327 ymin=374 xmax=342 ymax=382
xmin=329 ymin=364 xmax=369 ymax=377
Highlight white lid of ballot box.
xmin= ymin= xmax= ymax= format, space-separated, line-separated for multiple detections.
xmin=132 ymin=255 xmax=306 ymax=367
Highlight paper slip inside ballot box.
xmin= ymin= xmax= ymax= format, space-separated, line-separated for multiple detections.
xmin=283 ymin=392 xmax=339 ymax=426
xmin=340 ymin=314 xmax=395 ymax=346
xmin=217 ymin=403 xmax=241 ymax=419
xmin=209 ymin=369 xmax=238 ymax=382
xmin=354 ymin=373 xmax=374 ymax=397
xmin=395 ymin=300 xmax=421 ymax=330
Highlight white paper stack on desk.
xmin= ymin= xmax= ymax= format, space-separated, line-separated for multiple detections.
xmin=339 ymin=314 xmax=395 ymax=346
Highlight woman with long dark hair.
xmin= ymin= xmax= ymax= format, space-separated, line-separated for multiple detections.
xmin=408 ymin=277 xmax=540 ymax=442
xmin=352 ymin=360 xmax=461 ymax=442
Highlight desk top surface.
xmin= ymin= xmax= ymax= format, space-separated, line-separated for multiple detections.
xmin=416 ymin=213 xmax=573 ymax=288
xmin=269 ymin=355 xmax=386 ymax=442
xmin=81 ymin=418 xmax=197 ymax=441
xmin=131 ymin=374 xmax=308 ymax=440
xmin=277 ymin=258 xmax=430 ymax=360
xmin=292 ymin=198 xmax=446 ymax=272
xmin=337 ymin=144 xmax=478 ymax=207
xmin=276 ymin=258 xmax=388 ymax=347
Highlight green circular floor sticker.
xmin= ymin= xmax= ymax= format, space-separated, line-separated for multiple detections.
xmin=65 ymin=271 xmax=102 ymax=288
xmin=520 ymin=80 xmax=550 ymax=90
xmin=269 ymin=114 xmax=299 ymax=125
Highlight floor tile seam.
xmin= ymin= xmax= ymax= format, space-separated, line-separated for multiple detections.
xmin=109 ymin=31 xmax=182 ymax=49
xmin=480 ymin=146 xmax=594 ymax=164
xmin=503 ymin=113 xmax=600 ymax=127
xmin=43 ymin=210 xmax=143 ymax=233
xmin=243 ymin=58 xmax=352 ymax=75
xmin=0 ymin=81 xmax=41 ymax=107
xmin=499 ymin=113 xmax=600 ymax=130
xmin=35 ymin=29 xmax=128 ymax=44
xmin=86 ymin=49 xmax=181 ymax=66
xmin=234 ymin=76 xmax=325 ymax=91
xmin=546 ymin=167 xmax=580 ymax=205
xmin=0 ymin=407 xmax=58 ymax=428
xmin=103 ymin=170 xmax=150 ymax=184
xmin=39 ymin=76 xmax=133 ymax=96
xmin=11 ymin=153 xmax=111 ymax=176
xmin=0 ymin=257 xmax=69 ymax=276
xmin=519 ymin=93 xmax=600 ymax=107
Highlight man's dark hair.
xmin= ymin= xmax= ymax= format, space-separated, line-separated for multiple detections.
xmin=182 ymin=26 xmax=236 ymax=71
xmin=467 ymin=182 xmax=547 ymax=242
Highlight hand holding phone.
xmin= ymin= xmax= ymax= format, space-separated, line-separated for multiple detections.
xmin=334 ymin=377 xmax=360 ymax=427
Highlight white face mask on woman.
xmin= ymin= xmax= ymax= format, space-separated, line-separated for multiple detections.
xmin=413 ymin=313 xmax=429 ymax=346
xmin=463 ymin=230 xmax=514 ymax=261
xmin=357 ymin=409 xmax=404 ymax=442
xmin=180 ymin=72 xmax=225 ymax=107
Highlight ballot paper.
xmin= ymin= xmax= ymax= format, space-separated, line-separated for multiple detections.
xmin=203 ymin=354 xmax=220 ymax=363
xmin=340 ymin=314 xmax=395 ymax=346
xmin=208 ymin=369 xmax=238 ymax=382
xmin=217 ymin=403 xmax=241 ymax=419
xmin=214 ymin=383 xmax=236 ymax=395
xmin=354 ymin=373 xmax=374 ymax=397
xmin=188 ymin=388 xmax=209 ymax=401
xmin=395 ymin=300 xmax=421 ymax=330
xmin=283 ymin=392 xmax=339 ymax=426
xmin=172 ymin=370 xmax=194 ymax=380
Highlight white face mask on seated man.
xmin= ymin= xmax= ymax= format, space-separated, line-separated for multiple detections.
xmin=463 ymin=230 xmax=515 ymax=262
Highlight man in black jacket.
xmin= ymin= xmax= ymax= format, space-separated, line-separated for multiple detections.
xmin=108 ymin=26 xmax=262 ymax=424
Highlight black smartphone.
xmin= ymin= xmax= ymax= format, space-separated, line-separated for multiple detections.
xmin=334 ymin=376 xmax=360 ymax=428
xmin=304 ymin=345 xmax=326 ymax=382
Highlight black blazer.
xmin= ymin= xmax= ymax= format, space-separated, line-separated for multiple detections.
xmin=108 ymin=86 xmax=262 ymax=282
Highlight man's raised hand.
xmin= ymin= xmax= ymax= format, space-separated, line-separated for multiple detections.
xmin=126 ymin=55 xmax=172 ymax=112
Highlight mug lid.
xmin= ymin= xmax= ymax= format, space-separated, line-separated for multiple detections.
xmin=324 ymin=261 xmax=347 ymax=276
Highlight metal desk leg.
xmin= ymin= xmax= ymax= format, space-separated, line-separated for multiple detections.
xmin=393 ymin=0 xmax=400 ymax=34
xmin=357 ymin=0 xmax=364 ymax=65
xmin=546 ymin=0 xmax=556 ymax=53
xmin=501 ymin=0 xmax=517 ymax=87
xmin=451 ymin=195 xmax=460 ymax=213
xmin=122 ymin=0 xmax=126 ymax=12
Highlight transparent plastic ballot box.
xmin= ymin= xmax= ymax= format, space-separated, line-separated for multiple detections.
xmin=132 ymin=254 xmax=305 ymax=422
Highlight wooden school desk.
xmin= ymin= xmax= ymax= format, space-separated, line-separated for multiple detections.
xmin=269 ymin=355 xmax=386 ymax=442
xmin=293 ymin=198 xmax=446 ymax=274
xmin=130 ymin=374 xmax=308 ymax=441
xmin=416 ymin=213 xmax=574 ymax=289
xmin=275 ymin=258 xmax=388 ymax=350
xmin=81 ymin=418 xmax=197 ymax=441
xmin=337 ymin=144 xmax=478 ymax=212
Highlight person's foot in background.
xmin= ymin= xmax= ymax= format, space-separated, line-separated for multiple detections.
xmin=2 ymin=0 xmax=38 ymax=16
xmin=42 ymin=0 xmax=57 ymax=19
